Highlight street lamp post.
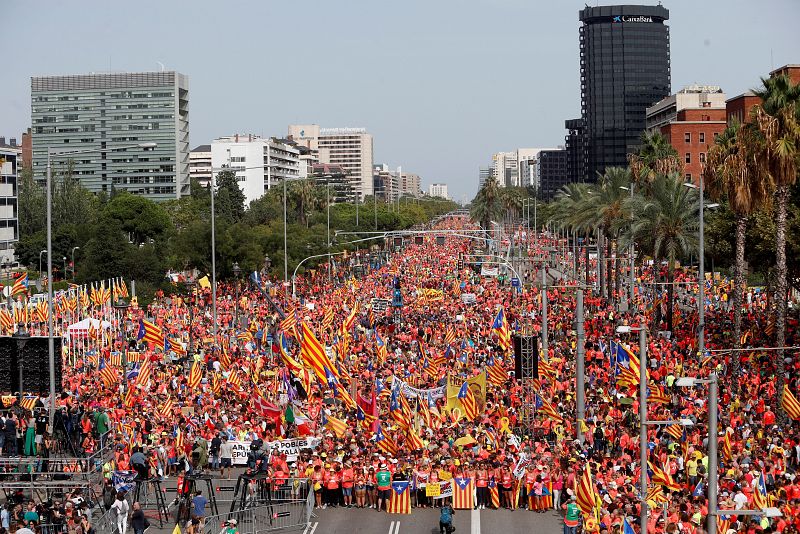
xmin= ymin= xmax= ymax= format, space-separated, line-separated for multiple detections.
xmin=576 ymin=289 xmax=585 ymax=443
xmin=45 ymin=141 xmax=156 ymax=430
xmin=620 ymin=185 xmax=635 ymax=312
xmin=70 ymin=247 xmax=80 ymax=281
xmin=232 ymin=262 xmax=241 ymax=328
xmin=62 ymin=257 xmax=67 ymax=281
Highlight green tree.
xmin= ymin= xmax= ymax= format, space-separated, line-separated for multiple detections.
xmin=214 ymin=170 xmax=246 ymax=224
xmin=704 ymin=122 xmax=770 ymax=358
xmin=626 ymin=173 xmax=700 ymax=332
xmin=102 ymin=192 xmax=172 ymax=244
xmin=627 ymin=131 xmax=684 ymax=184
xmin=470 ymin=176 xmax=502 ymax=230
xmin=752 ymin=73 xmax=800 ymax=415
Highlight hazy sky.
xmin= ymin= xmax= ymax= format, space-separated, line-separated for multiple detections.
xmin=2 ymin=0 xmax=798 ymax=202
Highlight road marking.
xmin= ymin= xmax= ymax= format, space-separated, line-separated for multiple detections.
xmin=471 ymin=507 xmax=481 ymax=534
xmin=303 ymin=522 xmax=318 ymax=534
xmin=388 ymin=520 xmax=401 ymax=534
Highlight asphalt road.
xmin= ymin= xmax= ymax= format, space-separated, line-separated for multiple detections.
xmin=304 ymin=507 xmax=562 ymax=534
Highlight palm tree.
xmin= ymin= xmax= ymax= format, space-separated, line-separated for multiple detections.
xmin=703 ymin=123 xmax=769 ymax=366
xmin=471 ymin=176 xmax=502 ymax=230
xmin=290 ymin=179 xmax=317 ymax=227
xmin=590 ymin=167 xmax=631 ymax=304
xmin=549 ymin=183 xmax=596 ymax=286
xmin=499 ymin=187 xmax=523 ymax=225
xmin=752 ymin=73 xmax=800 ymax=414
xmin=625 ymin=172 xmax=700 ymax=332
xmin=628 ymin=131 xmax=684 ymax=184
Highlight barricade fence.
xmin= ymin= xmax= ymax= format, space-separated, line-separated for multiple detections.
xmin=203 ymin=478 xmax=313 ymax=534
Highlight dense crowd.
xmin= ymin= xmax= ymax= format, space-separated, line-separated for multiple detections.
xmin=2 ymin=213 xmax=799 ymax=534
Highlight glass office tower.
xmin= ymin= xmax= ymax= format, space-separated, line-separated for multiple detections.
xmin=579 ymin=5 xmax=671 ymax=180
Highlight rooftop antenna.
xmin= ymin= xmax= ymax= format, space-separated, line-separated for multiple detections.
xmin=157 ymin=61 xmax=165 ymax=72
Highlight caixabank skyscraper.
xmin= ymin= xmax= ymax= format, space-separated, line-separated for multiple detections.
xmin=574 ymin=4 xmax=671 ymax=181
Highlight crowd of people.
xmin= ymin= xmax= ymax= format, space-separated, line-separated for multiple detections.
xmin=2 ymin=213 xmax=799 ymax=534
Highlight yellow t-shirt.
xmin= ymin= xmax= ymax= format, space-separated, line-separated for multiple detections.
xmin=687 ymin=459 xmax=697 ymax=477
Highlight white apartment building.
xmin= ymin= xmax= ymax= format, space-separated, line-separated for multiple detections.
xmin=399 ymin=171 xmax=421 ymax=197
xmin=0 ymin=139 xmax=20 ymax=264
xmin=492 ymin=151 xmax=518 ymax=187
xmin=490 ymin=148 xmax=557 ymax=188
xmin=428 ymin=183 xmax=449 ymax=199
xmin=210 ymin=134 xmax=300 ymax=205
xmin=189 ymin=144 xmax=212 ymax=187
xmin=288 ymin=124 xmax=374 ymax=199
xmin=646 ymin=85 xmax=727 ymax=131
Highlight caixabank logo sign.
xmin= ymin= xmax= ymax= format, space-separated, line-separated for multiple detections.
xmin=612 ymin=15 xmax=654 ymax=23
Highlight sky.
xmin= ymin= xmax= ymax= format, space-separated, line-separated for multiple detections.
xmin=2 ymin=0 xmax=798 ymax=203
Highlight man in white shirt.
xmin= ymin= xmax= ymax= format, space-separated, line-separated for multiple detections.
xmin=733 ymin=488 xmax=749 ymax=510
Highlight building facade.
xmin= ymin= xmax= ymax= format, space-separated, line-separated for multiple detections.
xmin=0 ymin=140 xmax=20 ymax=264
xmin=31 ymin=71 xmax=189 ymax=201
xmin=373 ymin=164 xmax=398 ymax=202
xmin=288 ymin=125 xmax=374 ymax=200
xmin=428 ymin=183 xmax=449 ymax=199
xmin=478 ymin=167 xmax=491 ymax=189
xmin=578 ymin=5 xmax=671 ymax=181
xmin=536 ymin=149 xmax=569 ymax=200
xmin=398 ymin=171 xmax=421 ymax=197
xmin=564 ymin=118 xmax=586 ymax=184
xmin=491 ymin=151 xmax=518 ymax=187
xmin=210 ymin=134 xmax=300 ymax=206
xmin=646 ymin=85 xmax=726 ymax=132
xmin=189 ymin=144 xmax=211 ymax=188
xmin=658 ymin=109 xmax=726 ymax=183
xmin=311 ymin=163 xmax=358 ymax=203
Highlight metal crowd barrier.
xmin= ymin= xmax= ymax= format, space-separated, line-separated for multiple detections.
xmin=203 ymin=478 xmax=313 ymax=534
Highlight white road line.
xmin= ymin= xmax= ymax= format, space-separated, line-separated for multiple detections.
xmin=471 ymin=507 xmax=481 ymax=534
xmin=388 ymin=520 xmax=398 ymax=534
xmin=303 ymin=522 xmax=318 ymax=534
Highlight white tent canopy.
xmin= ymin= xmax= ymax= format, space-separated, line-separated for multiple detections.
xmin=67 ymin=317 xmax=112 ymax=337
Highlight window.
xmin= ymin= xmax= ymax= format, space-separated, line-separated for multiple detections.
xmin=699 ymin=132 xmax=705 ymax=144
xmin=699 ymin=153 xmax=706 ymax=164
xmin=684 ymin=132 xmax=691 ymax=143
xmin=685 ymin=173 xmax=692 ymax=181
xmin=685 ymin=153 xmax=691 ymax=164
xmin=714 ymin=132 xmax=720 ymax=141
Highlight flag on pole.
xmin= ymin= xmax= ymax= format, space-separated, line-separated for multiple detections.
xmin=752 ymin=472 xmax=768 ymax=510
xmin=491 ymin=308 xmax=511 ymax=352
xmin=299 ymin=322 xmax=337 ymax=386
xmin=11 ymin=273 xmax=28 ymax=297
xmin=322 ymin=411 xmax=348 ymax=438
xmin=374 ymin=423 xmax=397 ymax=456
xmin=488 ymin=479 xmax=501 ymax=509
xmin=187 ymin=360 xmax=202 ymax=389
xmin=576 ymin=462 xmax=597 ymax=515
xmin=782 ymin=386 xmax=800 ymax=420
xmin=387 ymin=481 xmax=411 ymax=514
xmin=457 ymin=381 xmax=479 ymax=421
xmin=99 ymin=359 xmax=118 ymax=387
xmin=137 ymin=319 xmax=163 ymax=345
xmin=486 ymin=356 xmax=506 ymax=385
xmin=452 ymin=477 xmax=475 ymax=509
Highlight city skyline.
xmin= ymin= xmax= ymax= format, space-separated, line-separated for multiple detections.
xmin=2 ymin=0 xmax=798 ymax=203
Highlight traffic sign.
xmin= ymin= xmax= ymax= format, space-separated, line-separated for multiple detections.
xmin=511 ymin=277 xmax=521 ymax=287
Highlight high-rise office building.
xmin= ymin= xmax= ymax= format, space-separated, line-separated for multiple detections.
xmin=31 ymin=71 xmax=189 ymax=200
xmin=288 ymin=125 xmax=373 ymax=199
xmin=536 ymin=149 xmax=569 ymax=200
xmin=578 ymin=5 xmax=671 ymax=180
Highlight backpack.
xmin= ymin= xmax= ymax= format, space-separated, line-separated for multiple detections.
xmin=440 ymin=506 xmax=452 ymax=523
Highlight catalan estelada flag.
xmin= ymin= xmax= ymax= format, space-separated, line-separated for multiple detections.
xmin=387 ymin=481 xmax=411 ymax=514
xmin=491 ymin=307 xmax=511 ymax=352
xmin=159 ymin=397 xmax=174 ymax=417
xmin=536 ymin=395 xmax=564 ymax=424
xmin=452 ymin=477 xmax=475 ymax=509
xmin=11 ymin=273 xmax=28 ymax=297
xmin=137 ymin=319 xmax=163 ymax=345
xmin=99 ymin=359 xmax=118 ymax=388
xmin=486 ymin=356 xmax=506 ymax=385
xmin=374 ymin=423 xmax=397 ymax=456
xmin=782 ymin=386 xmax=800 ymax=420
xmin=489 ymin=479 xmax=501 ymax=508
xmin=322 ymin=411 xmax=348 ymax=438
xmin=457 ymin=381 xmax=479 ymax=421
xmin=299 ymin=322 xmax=337 ymax=386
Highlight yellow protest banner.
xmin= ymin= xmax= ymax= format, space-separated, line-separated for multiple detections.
xmin=426 ymin=484 xmax=441 ymax=497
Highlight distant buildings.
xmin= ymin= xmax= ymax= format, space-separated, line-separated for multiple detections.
xmin=372 ymin=164 xmax=422 ymax=202
xmin=536 ymin=150 xmax=569 ymax=200
xmin=311 ymin=163 xmax=358 ymax=202
xmin=647 ymin=86 xmax=727 ymax=182
xmin=189 ymin=144 xmax=211 ymax=187
xmin=288 ymin=125 xmax=373 ymax=200
xmin=30 ymin=71 xmax=189 ymax=200
xmin=428 ymin=183 xmax=449 ymax=199
xmin=0 ymin=138 xmax=20 ymax=264
xmin=480 ymin=148 xmax=557 ymax=191
xmin=210 ymin=134 xmax=300 ymax=205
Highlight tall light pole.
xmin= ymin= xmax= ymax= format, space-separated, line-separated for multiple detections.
xmin=541 ymin=266 xmax=548 ymax=358
xmin=576 ymin=289 xmax=585 ymax=443
xmin=620 ymin=185 xmax=635 ymax=312
xmin=70 ymin=247 xmax=80 ymax=281
xmin=46 ymin=141 xmax=156 ymax=430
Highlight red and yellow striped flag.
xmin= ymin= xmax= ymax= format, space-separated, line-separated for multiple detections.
xmin=187 ymin=360 xmax=202 ymax=389
xmin=782 ymin=386 xmax=800 ymax=420
xmin=576 ymin=462 xmax=598 ymax=515
xmin=300 ymin=322 xmax=337 ymax=386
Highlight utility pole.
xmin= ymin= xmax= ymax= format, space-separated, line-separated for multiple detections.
xmin=576 ymin=289 xmax=585 ymax=443
xmin=541 ymin=267 xmax=548 ymax=358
